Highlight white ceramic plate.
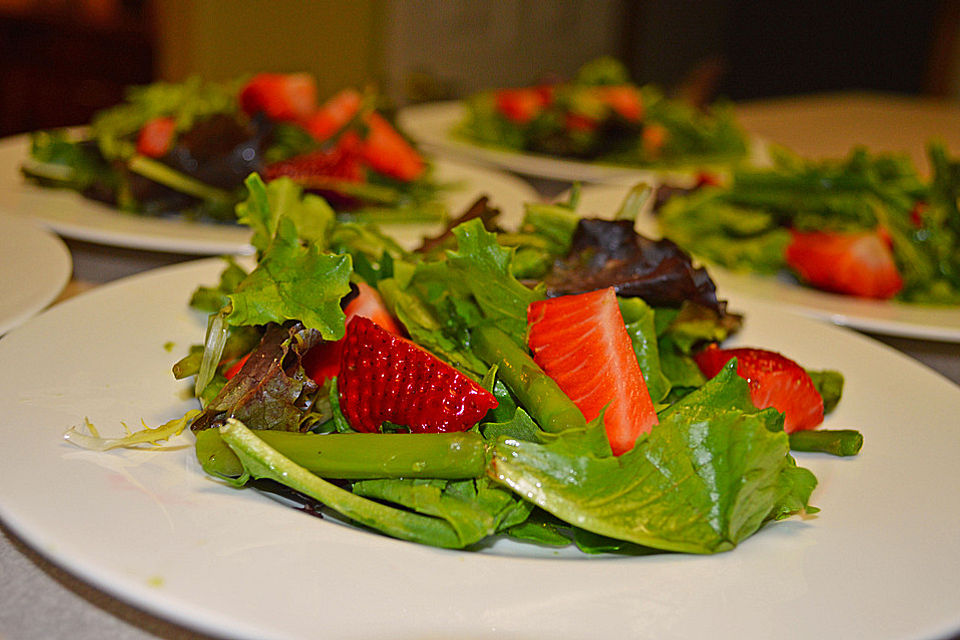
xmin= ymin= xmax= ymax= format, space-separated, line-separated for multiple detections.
xmin=398 ymin=101 xmax=764 ymax=185
xmin=0 ymin=213 xmax=71 ymax=335
xmin=1 ymin=258 xmax=959 ymax=640
xmin=398 ymin=101 xmax=659 ymax=184
xmin=577 ymin=183 xmax=960 ymax=342
xmin=0 ymin=133 xmax=539 ymax=254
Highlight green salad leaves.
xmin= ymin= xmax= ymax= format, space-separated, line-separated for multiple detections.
xmin=157 ymin=174 xmax=833 ymax=554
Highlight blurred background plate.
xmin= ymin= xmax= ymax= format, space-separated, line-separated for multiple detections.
xmin=576 ymin=182 xmax=960 ymax=343
xmin=399 ymin=100 xmax=659 ymax=184
xmin=0 ymin=213 xmax=71 ymax=335
xmin=0 ymin=133 xmax=539 ymax=255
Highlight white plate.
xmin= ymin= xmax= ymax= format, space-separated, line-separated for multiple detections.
xmin=398 ymin=101 xmax=764 ymax=186
xmin=577 ymin=183 xmax=960 ymax=342
xmin=1 ymin=258 xmax=959 ymax=640
xmin=0 ymin=213 xmax=71 ymax=335
xmin=398 ymin=101 xmax=659 ymax=184
xmin=0 ymin=133 xmax=539 ymax=254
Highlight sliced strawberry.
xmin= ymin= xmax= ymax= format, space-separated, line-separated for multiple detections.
xmin=136 ymin=116 xmax=176 ymax=157
xmin=564 ymin=112 xmax=599 ymax=133
xmin=303 ymin=283 xmax=400 ymax=383
xmin=239 ymin=73 xmax=318 ymax=123
xmin=224 ymin=353 xmax=250 ymax=380
xmin=338 ymin=317 xmax=497 ymax=433
xmin=527 ymin=287 xmax=658 ymax=456
xmin=785 ymin=228 xmax=903 ymax=299
xmin=909 ymin=201 xmax=927 ymax=228
xmin=494 ymin=87 xmax=551 ymax=124
xmin=641 ymin=124 xmax=667 ymax=157
xmin=593 ymin=85 xmax=643 ymax=122
xmin=303 ymin=88 xmax=363 ymax=142
xmin=358 ymin=112 xmax=425 ymax=181
xmin=263 ymin=146 xmax=364 ymax=186
xmin=694 ymin=345 xmax=824 ymax=433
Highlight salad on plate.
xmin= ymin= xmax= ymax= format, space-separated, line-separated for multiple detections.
xmin=66 ymin=176 xmax=860 ymax=554
xmin=656 ymin=144 xmax=960 ymax=304
xmin=20 ymin=73 xmax=446 ymax=225
xmin=455 ymin=57 xmax=749 ymax=170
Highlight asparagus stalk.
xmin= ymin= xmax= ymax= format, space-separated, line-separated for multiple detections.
xmin=196 ymin=427 xmax=487 ymax=479
xmin=218 ymin=419 xmax=468 ymax=548
xmin=471 ymin=324 xmax=585 ymax=433
xmin=788 ymin=429 xmax=863 ymax=457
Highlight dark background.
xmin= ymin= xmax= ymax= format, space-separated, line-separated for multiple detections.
xmin=0 ymin=0 xmax=956 ymax=137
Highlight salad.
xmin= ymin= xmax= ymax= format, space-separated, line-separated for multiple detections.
xmin=456 ymin=57 xmax=748 ymax=169
xmin=66 ymin=176 xmax=860 ymax=554
xmin=656 ymin=144 xmax=960 ymax=304
xmin=21 ymin=73 xmax=443 ymax=224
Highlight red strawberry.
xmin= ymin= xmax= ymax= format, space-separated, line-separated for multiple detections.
xmin=564 ymin=112 xmax=599 ymax=133
xmin=263 ymin=147 xmax=364 ymax=186
xmin=239 ymin=73 xmax=318 ymax=123
xmin=494 ymin=87 xmax=551 ymax=124
xmin=694 ymin=345 xmax=824 ymax=433
xmin=593 ymin=85 xmax=643 ymax=122
xmin=303 ymin=283 xmax=400 ymax=383
xmin=785 ymin=228 xmax=903 ymax=299
xmin=358 ymin=112 xmax=425 ymax=181
xmin=136 ymin=116 xmax=176 ymax=157
xmin=527 ymin=287 xmax=658 ymax=456
xmin=338 ymin=317 xmax=497 ymax=433
xmin=303 ymin=88 xmax=363 ymax=142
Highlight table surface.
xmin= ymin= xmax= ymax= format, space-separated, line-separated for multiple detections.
xmin=2 ymin=91 xmax=960 ymax=640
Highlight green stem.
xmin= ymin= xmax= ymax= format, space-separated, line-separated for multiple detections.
xmin=218 ymin=419 xmax=467 ymax=548
xmin=196 ymin=427 xmax=487 ymax=479
xmin=471 ymin=324 xmax=585 ymax=433
xmin=127 ymin=155 xmax=233 ymax=204
xmin=789 ymin=429 xmax=863 ymax=457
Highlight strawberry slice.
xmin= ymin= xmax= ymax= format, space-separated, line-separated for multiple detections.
xmin=263 ymin=146 xmax=364 ymax=186
xmin=303 ymin=88 xmax=363 ymax=142
xmin=303 ymin=283 xmax=400 ymax=383
xmin=527 ymin=287 xmax=658 ymax=456
xmin=694 ymin=345 xmax=824 ymax=433
xmin=785 ymin=228 xmax=903 ymax=299
xmin=338 ymin=317 xmax=496 ymax=433
xmin=358 ymin=112 xmax=425 ymax=181
xmin=239 ymin=73 xmax=318 ymax=123
xmin=136 ymin=116 xmax=177 ymax=157
xmin=592 ymin=85 xmax=643 ymax=122
xmin=494 ymin=86 xmax=551 ymax=124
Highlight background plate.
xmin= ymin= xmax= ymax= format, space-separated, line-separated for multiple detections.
xmin=0 ymin=259 xmax=959 ymax=639
xmin=577 ymin=183 xmax=960 ymax=342
xmin=0 ymin=213 xmax=71 ymax=335
xmin=0 ymin=133 xmax=539 ymax=254
xmin=399 ymin=101 xmax=657 ymax=184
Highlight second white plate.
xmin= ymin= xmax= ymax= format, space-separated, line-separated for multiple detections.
xmin=0 ymin=133 xmax=539 ymax=254
xmin=576 ymin=183 xmax=960 ymax=342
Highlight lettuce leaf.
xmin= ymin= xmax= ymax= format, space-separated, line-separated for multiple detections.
xmin=489 ymin=363 xmax=816 ymax=554
xmin=227 ymin=215 xmax=351 ymax=338
xmin=446 ymin=218 xmax=545 ymax=342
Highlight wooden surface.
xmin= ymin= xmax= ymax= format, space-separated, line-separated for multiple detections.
xmin=734 ymin=91 xmax=960 ymax=174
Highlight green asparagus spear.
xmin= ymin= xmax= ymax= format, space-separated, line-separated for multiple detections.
xmin=471 ymin=324 xmax=585 ymax=433
xmin=788 ymin=429 xmax=863 ymax=457
xmin=196 ymin=427 xmax=487 ymax=479
xmin=218 ymin=418 xmax=469 ymax=548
